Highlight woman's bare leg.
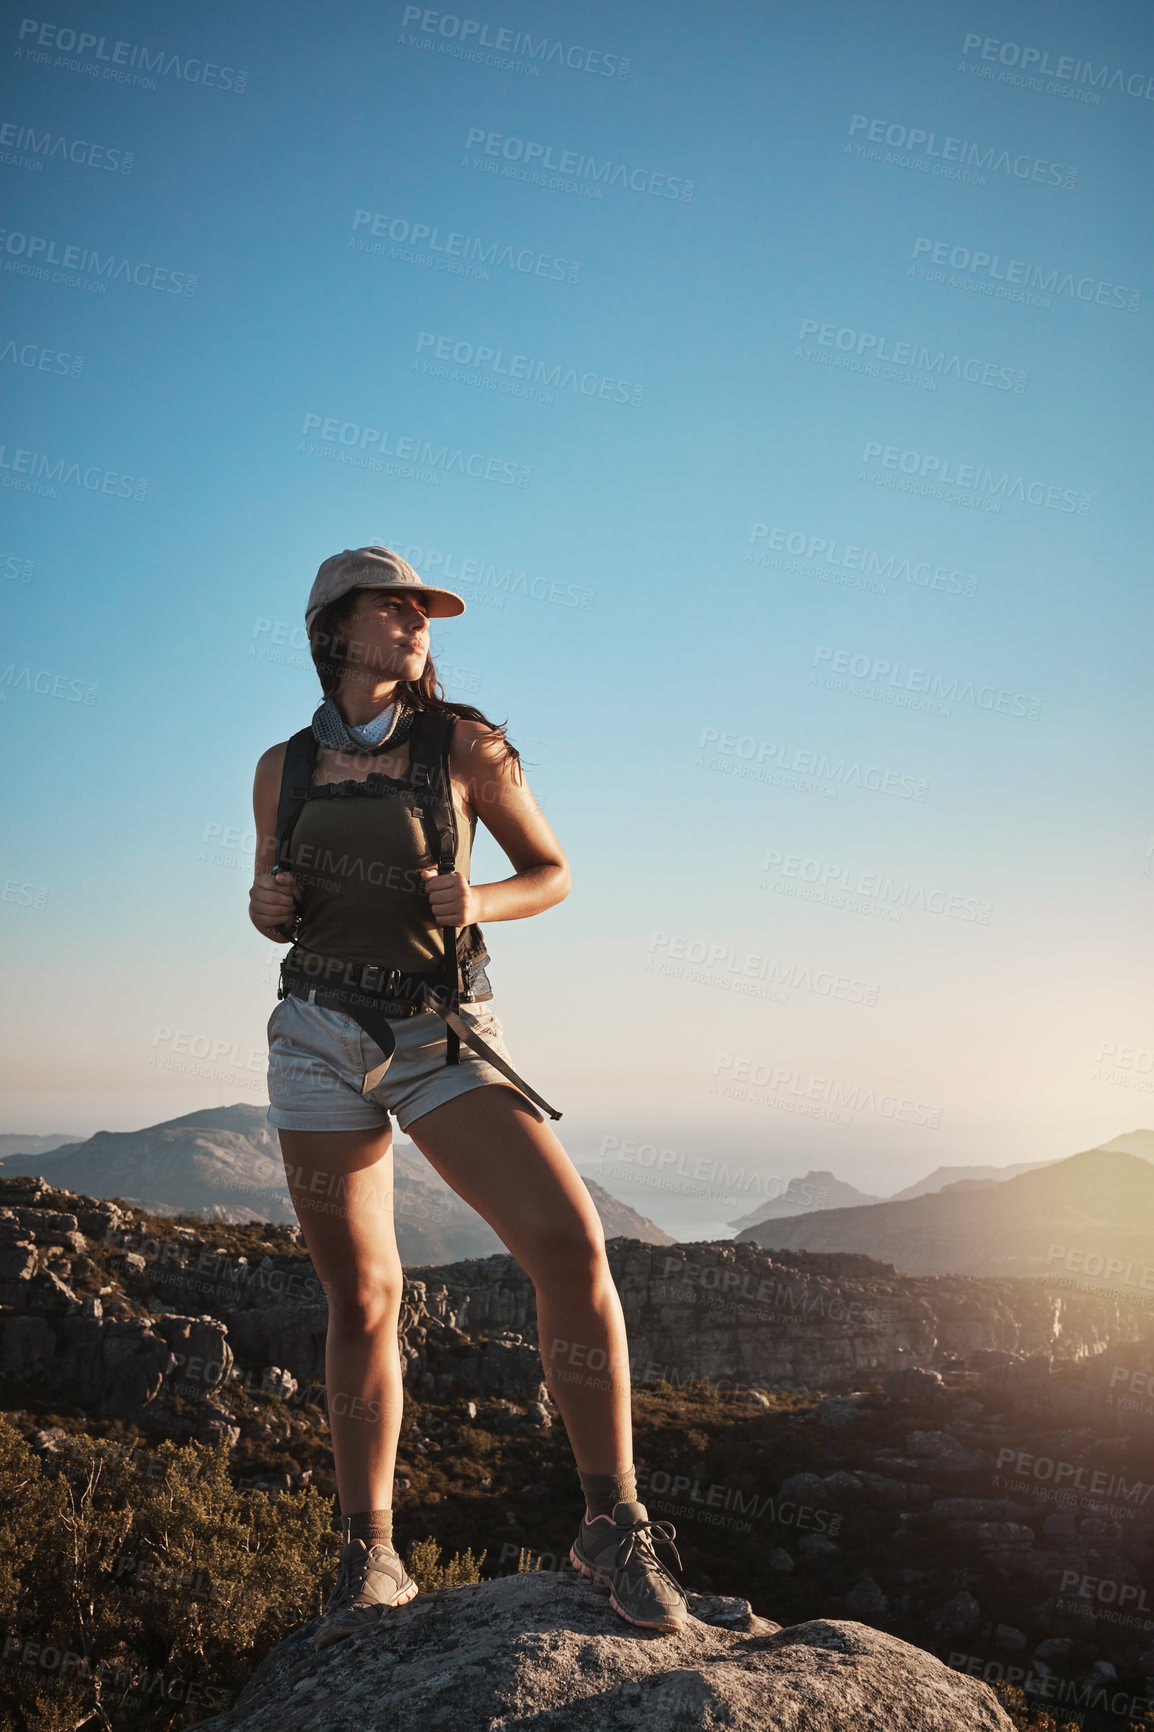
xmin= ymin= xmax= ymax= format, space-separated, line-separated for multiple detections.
xmin=277 ymin=1126 xmax=402 ymax=1512
xmin=404 ymin=1086 xmax=633 ymax=1475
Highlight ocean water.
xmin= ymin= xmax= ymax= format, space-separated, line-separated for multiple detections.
xmin=576 ymin=1167 xmax=738 ymax=1245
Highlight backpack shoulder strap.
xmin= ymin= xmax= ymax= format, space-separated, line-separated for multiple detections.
xmin=408 ymin=708 xmax=463 ymax=1062
xmin=408 ymin=708 xmax=457 ymax=872
xmin=274 ymin=727 xmax=318 ymax=871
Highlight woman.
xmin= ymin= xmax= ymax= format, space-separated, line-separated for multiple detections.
xmin=248 ymin=545 xmax=688 ymax=1651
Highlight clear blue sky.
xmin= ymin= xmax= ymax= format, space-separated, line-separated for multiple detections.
xmin=2 ymin=0 xmax=1151 ymax=1227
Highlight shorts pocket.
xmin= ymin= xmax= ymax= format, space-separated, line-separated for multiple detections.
xmin=266 ymin=998 xmax=292 ymax=1044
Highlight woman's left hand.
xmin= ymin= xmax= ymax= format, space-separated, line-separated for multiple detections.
xmin=420 ymin=867 xmax=482 ymax=926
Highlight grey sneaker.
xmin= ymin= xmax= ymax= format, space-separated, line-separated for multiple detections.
xmin=313 ymin=1538 xmax=418 ymax=1652
xmin=569 ymin=1500 xmax=689 ymax=1632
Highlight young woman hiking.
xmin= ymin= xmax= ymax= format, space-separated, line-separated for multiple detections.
xmin=248 ymin=546 xmax=688 ymax=1651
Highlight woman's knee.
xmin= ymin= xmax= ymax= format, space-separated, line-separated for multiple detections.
xmin=324 ymin=1267 xmax=404 ymax=1335
xmin=524 ymin=1217 xmax=608 ymax=1288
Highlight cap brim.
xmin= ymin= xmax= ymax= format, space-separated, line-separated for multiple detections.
xmin=418 ymin=587 xmax=467 ymax=618
xmin=307 ymin=583 xmax=466 ymax=626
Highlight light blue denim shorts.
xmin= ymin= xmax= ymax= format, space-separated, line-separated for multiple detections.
xmin=265 ymin=990 xmax=545 ymax=1134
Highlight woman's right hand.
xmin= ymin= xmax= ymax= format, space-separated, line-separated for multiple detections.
xmin=249 ymin=869 xmax=301 ymax=941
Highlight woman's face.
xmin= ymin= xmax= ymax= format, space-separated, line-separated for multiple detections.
xmin=339 ymin=588 xmax=430 ymax=683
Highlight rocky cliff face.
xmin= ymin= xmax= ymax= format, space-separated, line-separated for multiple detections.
xmin=1 ymin=1178 xmax=1149 ymax=1438
xmin=405 ymin=1238 xmax=1150 ymax=1398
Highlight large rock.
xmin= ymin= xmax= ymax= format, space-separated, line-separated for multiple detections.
xmin=0 ymin=1313 xmax=54 ymax=1376
xmin=196 ymin=1572 xmax=1013 ymax=1730
xmin=45 ymin=1315 xmax=177 ymax=1416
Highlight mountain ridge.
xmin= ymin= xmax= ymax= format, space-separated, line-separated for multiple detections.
xmin=1 ymin=1102 xmax=674 ymax=1260
xmin=736 ymin=1146 xmax=1154 ymax=1278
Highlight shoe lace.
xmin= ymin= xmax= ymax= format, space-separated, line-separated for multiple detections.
xmin=616 ymin=1516 xmax=684 ymax=1584
xmin=323 ymin=1552 xmax=350 ymax=1614
xmin=345 ymin=1548 xmax=374 ymax=1602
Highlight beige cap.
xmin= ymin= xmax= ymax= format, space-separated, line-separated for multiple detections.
xmin=305 ymin=545 xmax=466 ymax=629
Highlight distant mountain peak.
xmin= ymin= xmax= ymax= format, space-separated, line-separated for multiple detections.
xmin=737 ymin=1144 xmax=1154 ymax=1278
xmin=728 ymin=1169 xmax=883 ymax=1232
xmin=0 ymin=1101 xmax=672 ymax=1262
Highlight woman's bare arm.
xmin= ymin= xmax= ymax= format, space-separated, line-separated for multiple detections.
xmin=420 ymin=719 xmax=570 ymax=928
xmin=248 ymin=741 xmax=301 ymax=940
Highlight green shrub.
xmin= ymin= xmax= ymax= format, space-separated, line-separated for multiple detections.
xmin=0 ymin=1416 xmax=334 ymax=1728
xmin=404 ymin=1536 xmax=488 ymax=1591
xmin=0 ymin=1418 xmax=474 ymax=1729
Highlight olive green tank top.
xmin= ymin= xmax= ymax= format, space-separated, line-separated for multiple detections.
xmin=286 ymin=763 xmax=476 ymax=969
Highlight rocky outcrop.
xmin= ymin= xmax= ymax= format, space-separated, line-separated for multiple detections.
xmin=407 ymin=1239 xmax=1151 ymax=1396
xmin=1 ymin=1180 xmax=1149 ymax=1435
xmin=3 ymin=1180 xmax=1151 ymax=1709
xmin=196 ymin=1572 xmax=1013 ymax=1731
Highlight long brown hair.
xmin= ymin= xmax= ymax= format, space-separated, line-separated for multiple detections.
xmin=308 ymin=588 xmax=523 ymax=775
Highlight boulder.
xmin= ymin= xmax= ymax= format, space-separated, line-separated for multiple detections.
xmin=0 ymin=1313 xmax=55 ymax=1377
xmin=194 ymin=1572 xmax=1014 ymax=1730
xmin=155 ymin=1314 xmax=235 ymax=1397
xmin=0 ymin=1242 xmax=38 ymax=1281
xmin=815 ymin=1393 xmax=872 ymax=1426
xmin=50 ymin=1315 xmax=177 ymax=1416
